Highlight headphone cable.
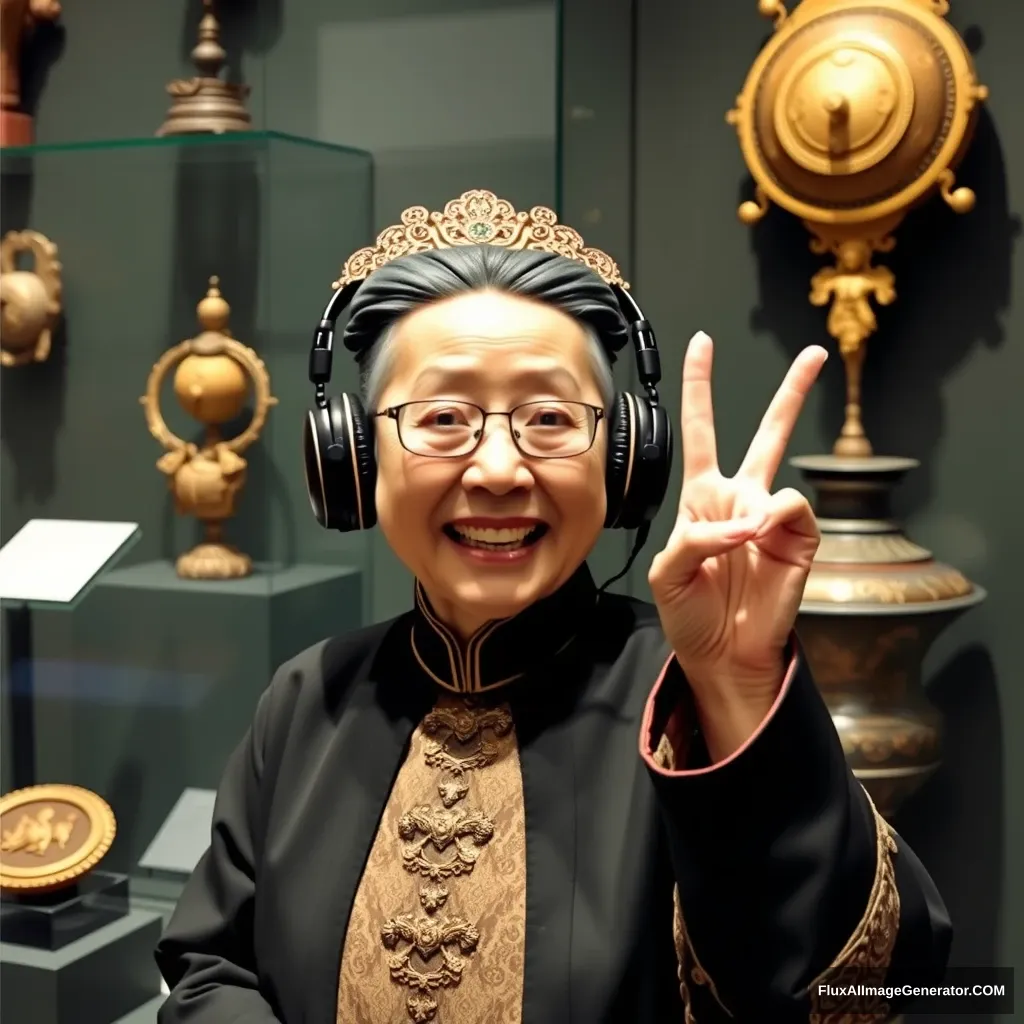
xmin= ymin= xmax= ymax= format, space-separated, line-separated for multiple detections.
xmin=597 ymin=521 xmax=651 ymax=594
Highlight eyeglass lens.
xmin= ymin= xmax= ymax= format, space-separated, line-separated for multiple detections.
xmin=396 ymin=400 xmax=597 ymax=458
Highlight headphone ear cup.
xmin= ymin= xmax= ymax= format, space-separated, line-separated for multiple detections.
xmin=636 ymin=404 xmax=672 ymax=526
xmin=604 ymin=393 xmax=673 ymax=530
xmin=604 ymin=392 xmax=636 ymax=528
xmin=302 ymin=394 xmax=377 ymax=532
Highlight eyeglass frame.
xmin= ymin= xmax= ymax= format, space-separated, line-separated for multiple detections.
xmin=372 ymin=399 xmax=607 ymax=459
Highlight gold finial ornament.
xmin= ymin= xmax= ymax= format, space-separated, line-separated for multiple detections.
xmin=335 ymin=189 xmax=629 ymax=291
xmin=0 ymin=785 xmax=116 ymax=894
xmin=726 ymin=0 xmax=988 ymax=456
xmin=141 ymin=277 xmax=277 ymax=580
xmin=157 ymin=0 xmax=251 ymax=137
xmin=0 ymin=0 xmax=62 ymax=147
xmin=0 ymin=230 xmax=62 ymax=367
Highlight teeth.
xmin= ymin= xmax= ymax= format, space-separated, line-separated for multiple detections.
xmin=449 ymin=524 xmax=544 ymax=550
xmin=453 ymin=526 xmax=534 ymax=543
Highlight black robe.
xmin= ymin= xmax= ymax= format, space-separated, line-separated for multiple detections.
xmin=154 ymin=563 xmax=951 ymax=1022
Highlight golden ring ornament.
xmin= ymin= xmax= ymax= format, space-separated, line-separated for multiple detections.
xmin=140 ymin=330 xmax=277 ymax=459
xmin=141 ymin=277 xmax=278 ymax=579
xmin=0 ymin=784 xmax=117 ymax=893
xmin=726 ymin=0 xmax=988 ymax=458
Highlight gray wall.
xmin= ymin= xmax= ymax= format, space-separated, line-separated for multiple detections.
xmin=562 ymin=0 xmax=1022 ymax=1002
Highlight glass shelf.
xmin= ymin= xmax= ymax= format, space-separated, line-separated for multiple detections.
xmin=0 ymin=130 xmax=371 ymax=161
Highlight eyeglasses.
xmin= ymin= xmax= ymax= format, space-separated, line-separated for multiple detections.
xmin=374 ymin=399 xmax=605 ymax=459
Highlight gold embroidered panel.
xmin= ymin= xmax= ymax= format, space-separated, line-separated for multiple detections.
xmin=337 ymin=696 xmax=527 ymax=1024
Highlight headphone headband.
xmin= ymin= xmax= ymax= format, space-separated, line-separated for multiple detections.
xmin=308 ymin=279 xmax=662 ymax=411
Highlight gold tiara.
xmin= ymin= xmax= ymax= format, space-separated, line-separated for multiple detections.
xmin=333 ymin=189 xmax=629 ymax=291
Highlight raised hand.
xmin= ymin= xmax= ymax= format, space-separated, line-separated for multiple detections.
xmin=648 ymin=331 xmax=827 ymax=751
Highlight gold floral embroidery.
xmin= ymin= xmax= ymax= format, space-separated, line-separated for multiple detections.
xmin=809 ymin=789 xmax=901 ymax=1022
xmin=672 ymin=885 xmax=732 ymax=1021
xmin=337 ymin=698 xmax=525 ymax=1024
xmin=653 ymin=732 xmax=676 ymax=771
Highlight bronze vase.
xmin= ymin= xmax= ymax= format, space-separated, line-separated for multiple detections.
xmin=792 ymin=454 xmax=985 ymax=819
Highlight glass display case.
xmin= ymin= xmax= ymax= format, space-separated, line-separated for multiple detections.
xmin=0 ymin=131 xmax=373 ymax=1022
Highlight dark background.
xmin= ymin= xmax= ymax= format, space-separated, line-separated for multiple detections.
xmin=1 ymin=0 xmax=1019 ymax=1010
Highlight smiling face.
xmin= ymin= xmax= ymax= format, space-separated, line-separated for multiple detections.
xmin=373 ymin=289 xmax=608 ymax=638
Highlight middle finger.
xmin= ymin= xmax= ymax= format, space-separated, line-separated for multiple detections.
xmin=736 ymin=346 xmax=828 ymax=487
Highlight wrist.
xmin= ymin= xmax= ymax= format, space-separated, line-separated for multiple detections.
xmin=677 ymin=660 xmax=784 ymax=763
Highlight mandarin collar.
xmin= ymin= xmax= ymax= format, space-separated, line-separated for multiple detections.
xmin=410 ymin=563 xmax=598 ymax=694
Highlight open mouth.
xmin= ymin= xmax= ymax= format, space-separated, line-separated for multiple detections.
xmin=443 ymin=523 xmax=549 ymax=552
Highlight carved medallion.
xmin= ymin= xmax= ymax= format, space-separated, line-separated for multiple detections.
xmin=0 ymin=785 xmax=116 ymax=893
xmin=422 ymin=704 xmax=513 ymax=777
xmin=398 ymin=805 xmax=495 ymax=881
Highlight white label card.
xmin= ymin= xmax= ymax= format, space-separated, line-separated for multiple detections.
xmin=0 ymin=518 xmax=140 ymax=604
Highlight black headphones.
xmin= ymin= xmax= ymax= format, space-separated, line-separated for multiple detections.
xmin=302 ymin=277 xmax=673 ymax=542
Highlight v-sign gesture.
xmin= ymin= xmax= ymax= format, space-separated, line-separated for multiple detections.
xmin=648 ymin=332 xmax=828 ymax=757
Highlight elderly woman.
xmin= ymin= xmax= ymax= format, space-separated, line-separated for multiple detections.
xmin=155 ymin=193 xmax=950 ymax=1023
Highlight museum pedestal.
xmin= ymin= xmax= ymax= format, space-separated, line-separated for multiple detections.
xmin=0 ymin=909 xmax=163 ymax=1024
xmin=12 ymin=561 xmax=362 ymax=874
xmin=0 ymin=871 xmax=129 ymax=950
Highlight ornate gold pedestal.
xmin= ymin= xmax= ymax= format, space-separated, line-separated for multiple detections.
xmin=792 ymin=455 xmax=985 ymax=816
xmin=727 ymin=0 xmax=988 ymax=815
xmin=157 ymin=0 xmax=251 ymax=137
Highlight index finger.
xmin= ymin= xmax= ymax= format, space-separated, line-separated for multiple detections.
xmin=737 ymin=346 xmax=828 ymax=487
xmin=681 ymin=331 xmax=719 ymax=481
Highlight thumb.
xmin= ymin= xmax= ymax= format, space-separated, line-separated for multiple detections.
xmin=650 ymin=513 xmax=765 ymax=591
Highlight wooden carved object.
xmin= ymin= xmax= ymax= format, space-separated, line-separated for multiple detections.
xmin=0 ymin=0 xmax=61 ymax=146
xmin=0 ymin=229 xmax=62 ymax=367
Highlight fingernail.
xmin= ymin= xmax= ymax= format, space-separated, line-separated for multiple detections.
xmin=691 ymin=330 xmax=711 ymax=345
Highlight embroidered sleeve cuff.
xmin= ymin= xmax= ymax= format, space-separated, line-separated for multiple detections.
xmin=807 ymin=791 xmax=902 ymax=1018
xmin=640 ymin=638 xmax=799 ymax=777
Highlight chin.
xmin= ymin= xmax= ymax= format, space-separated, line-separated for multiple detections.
xmin=446 ymin=574 xmax=546 ymax=618
xmin=436 ymin=554 xmax=567 ymax=622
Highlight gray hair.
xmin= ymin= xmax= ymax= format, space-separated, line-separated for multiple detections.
xmin=340 ymin=245 xmax=628 ymax=411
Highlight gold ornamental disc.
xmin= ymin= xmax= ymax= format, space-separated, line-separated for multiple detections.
xmin=774 ymin=35 xmax=915 ymax=176
xmin=728 ymin=0 xmax=988 ymax=224
xmin=0 ymin=784 xmax=117 ymax=894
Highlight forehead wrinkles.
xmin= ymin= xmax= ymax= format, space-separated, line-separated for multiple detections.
xmin=392 ymin=330 xmax=587 ymax=377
